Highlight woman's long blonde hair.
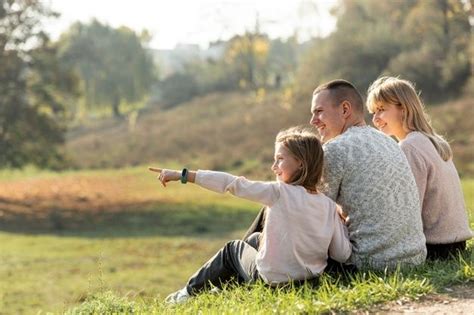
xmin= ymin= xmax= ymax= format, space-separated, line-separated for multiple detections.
xmin=367 ymin=76 xmax=452 ymax=161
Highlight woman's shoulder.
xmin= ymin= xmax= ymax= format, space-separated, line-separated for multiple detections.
xmin=400 ymin=132 xmax=452 ymax=173
xmin=400 ymin=132 xmax=431 ymax=152
xmin=401 ymin=131 xmax=427 ymax=144
xmin=402 ymin=132 xmax=441 ymax=155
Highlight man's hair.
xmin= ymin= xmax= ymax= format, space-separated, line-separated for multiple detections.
xmin=313 ymin=79 xmax=365 ymax=114
xmin=275 ymin=127 xmax=324 ymax=192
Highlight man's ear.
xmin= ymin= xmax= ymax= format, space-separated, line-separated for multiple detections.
xmin=341 ymin=100 xmax=352 ymax=118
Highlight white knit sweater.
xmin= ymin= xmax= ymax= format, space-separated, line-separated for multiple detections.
xmin=195 ymin=170 xmax=352 ymax=284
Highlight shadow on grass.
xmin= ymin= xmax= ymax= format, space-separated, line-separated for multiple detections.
xmin=0 ymin=201 xmax=258 ymax=238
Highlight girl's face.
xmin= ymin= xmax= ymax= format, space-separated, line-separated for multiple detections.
xmin=371 ymin=103 xmax=407 ymax=140
xmin=272 ymin=143 xmax=302 ymax=183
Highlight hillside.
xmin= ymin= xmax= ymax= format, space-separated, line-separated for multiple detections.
xmin=66 ymin=90 xmax=308 ymax=176
xmin=65 ymin=92 xmax=474 ymax=177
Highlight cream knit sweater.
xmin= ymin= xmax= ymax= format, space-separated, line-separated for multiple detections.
xmin=400 ymin=132 xmax=473 ymax=244
xmin=195 ymin=170 xmax=352 ymax=284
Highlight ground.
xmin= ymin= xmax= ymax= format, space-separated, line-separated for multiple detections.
xmin=368 ymin=284 xmax=474 ymax=314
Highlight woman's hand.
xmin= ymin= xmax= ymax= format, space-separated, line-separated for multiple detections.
xmin=148 ymin=167 xmax=181 ymax=187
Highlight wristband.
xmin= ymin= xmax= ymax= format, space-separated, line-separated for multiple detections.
xmin=181 ymin=168 xmax=188 ymax=184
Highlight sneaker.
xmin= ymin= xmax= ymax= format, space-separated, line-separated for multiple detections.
xmin=165 ymin=287 xmax=191 ymax=304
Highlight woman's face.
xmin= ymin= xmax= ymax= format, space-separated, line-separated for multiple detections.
xmin=371 ymin=103 xmax=406 ymax=139
xmin=271 ymin=143 xmax=301 ymax=183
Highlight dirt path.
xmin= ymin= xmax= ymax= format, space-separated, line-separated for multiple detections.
xmin=367 ymin=284 xmax=474 ymax=314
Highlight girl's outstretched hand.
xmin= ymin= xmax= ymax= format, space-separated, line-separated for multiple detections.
xmin=148 ymin=167 xmax=181 ymax=187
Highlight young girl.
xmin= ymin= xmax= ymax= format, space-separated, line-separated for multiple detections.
xmin=149 ymin=127 xmax=351 ymax=304
xmin=367 ymin=76 xmax=473 ymax=260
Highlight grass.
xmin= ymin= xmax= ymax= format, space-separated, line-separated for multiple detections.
xmin=0 ymin=232 xmax=231 ymax=314
xmin=66 ymin=256 xmax=473 ymax=314
xmin=0 ymin=166 xmax=259 ymax=314
xmin=64 ymin=273 xmax=434 ymax=314
xmin=462 ymin=178 xmax=474 ymax=214
xmin=0 ymin=168 xmax=472 ymax=314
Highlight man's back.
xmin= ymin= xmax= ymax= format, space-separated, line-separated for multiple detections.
xmin=323 ymin=126 xmax=426 ymax=269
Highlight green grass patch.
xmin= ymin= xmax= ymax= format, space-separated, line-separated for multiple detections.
xmin=66 ymin=255 xmax=474 ymax=314
xmin=159 ymin=270 xmax=434 ymax=314
xmin=0 ymin=232 xmax=231 ymax=314
xmin=462 ymin=178 xmax=474 ymax=210
xmin=68 ymin=275 xmax=428 ymax=314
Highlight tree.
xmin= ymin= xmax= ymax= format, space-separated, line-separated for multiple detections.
xmin=386 ymin=0 xmax=471 ymax=99
xmin=267 ymin=37 xmax=298 ymax=88
xmin=0 ymin=0 xmax=76 ymax=169
xmin=58 ymin=20 xmax=156 ymax=117
xmin=296 ymin=0 xmax=414 ymax=94
xmin=224 ymin=31 xmax=271 ymax=90
xmin=295 ymin=0 xmax=471 ymax=100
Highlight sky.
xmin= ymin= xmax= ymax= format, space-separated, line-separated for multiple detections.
xmin=42 ymin=0 xmax=338 ymax=50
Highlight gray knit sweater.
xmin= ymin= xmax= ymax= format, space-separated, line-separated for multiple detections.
xmin=322 ymin=126 xmax=426 ymax=269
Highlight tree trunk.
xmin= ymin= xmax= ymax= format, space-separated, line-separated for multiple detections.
xmin=439 ymin=0 xmax=449 ymax=54
xmin=112 ymin=94 xmax=121 ymax=118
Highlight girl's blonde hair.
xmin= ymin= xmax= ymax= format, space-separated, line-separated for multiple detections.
xmin=275 ymin=127 xmax=324 ymax=191
xmin=367 ymin=76 xmax=452 ymax=161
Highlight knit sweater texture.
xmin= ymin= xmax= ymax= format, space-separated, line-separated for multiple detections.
xmin=399 ymin=131 xmax=473 ymax=244
xmin=322 ymin=126 xmax=426 ymax=269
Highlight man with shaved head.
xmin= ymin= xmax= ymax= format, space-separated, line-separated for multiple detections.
xmin=245 ymin=79 xmax=426 ymax=271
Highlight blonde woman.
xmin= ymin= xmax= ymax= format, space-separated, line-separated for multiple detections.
xmin=367 ymin=76 xmax=472 ymax=260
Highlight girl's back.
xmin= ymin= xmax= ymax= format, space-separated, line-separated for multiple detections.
xmin=256 ymin=182 xmax=350 ymax=284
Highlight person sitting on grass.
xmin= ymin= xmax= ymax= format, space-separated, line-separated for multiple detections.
xmin=149 ymin=127 xmax=352 ymax=304
xmin=245 ymin=79 xmax=427 ymax=271
xmin=367 ymin=76 xmax=473 ymax=260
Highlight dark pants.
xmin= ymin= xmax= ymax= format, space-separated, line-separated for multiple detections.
xmin=426 ymin=241 xmax=467 ymax=260
xmin=242 ymin=207 xmax=266 ymax=241
xmin=243 ymin=207 xmax=357 ymax=276
xmin=186 ymin=234 xmax=261 ymax=295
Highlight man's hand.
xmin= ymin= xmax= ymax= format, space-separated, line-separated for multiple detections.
xmin=148 ymin=167 xmax=181 ymax=187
